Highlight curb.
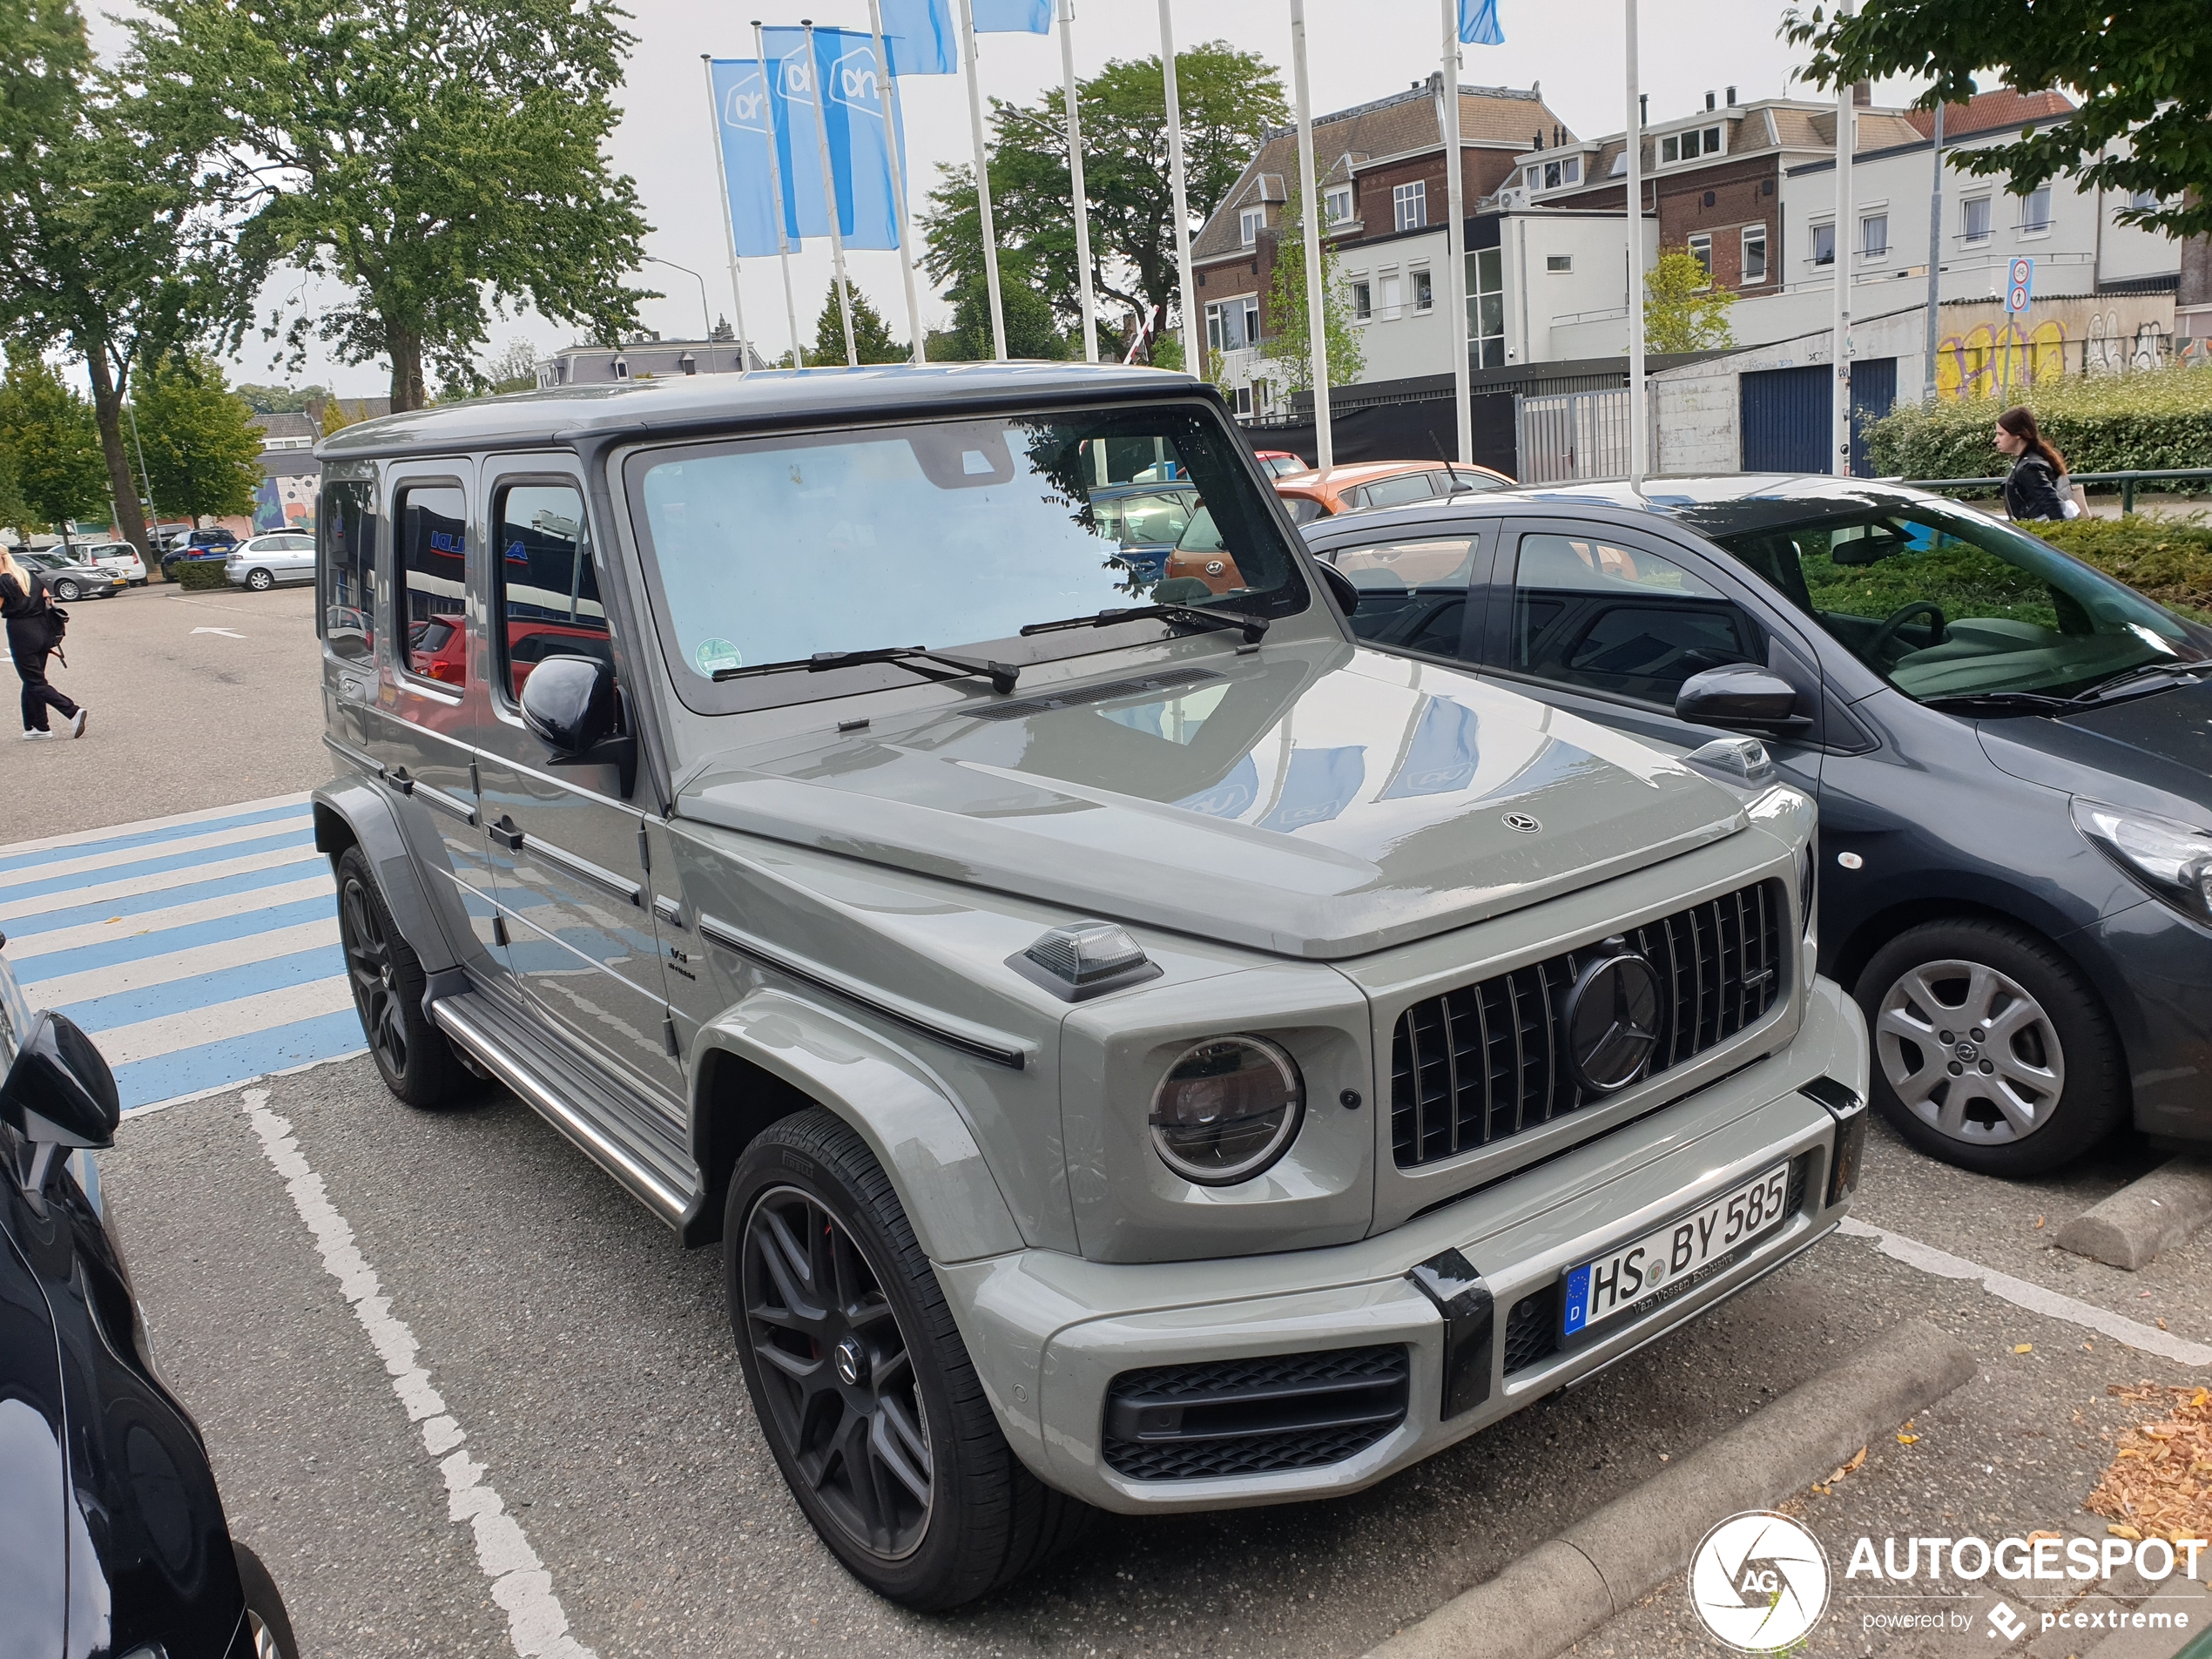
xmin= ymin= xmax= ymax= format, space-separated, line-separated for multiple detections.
xmin=2058 ymin=1159 xmax=2212 ymax=1272
xmin=1363 ymin=1318 xmax=1979 ymax=1659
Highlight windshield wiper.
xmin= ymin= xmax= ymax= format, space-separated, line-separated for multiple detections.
xmin=2066 ymin=658 xmax=2212 ymax=706
xmin=1019 ymin=602 xmax=1268 ymax=644
xmin=1921 ymin=691 xmax=2076 ymax=716
xmin=713 ymin=646 xmax=1020 ymax=694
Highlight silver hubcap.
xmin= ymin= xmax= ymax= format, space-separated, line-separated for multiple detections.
xmin=1876 ymin=958 xmax=2066 ymax=1145
xmin=247 ymin=1610 xmax=281 ymax=1659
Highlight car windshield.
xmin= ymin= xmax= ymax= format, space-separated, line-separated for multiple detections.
xmin=1703 ymin=502 xmax=2209 ymax=704
xmin=626 ymin=403 xmax=1307 ymax=711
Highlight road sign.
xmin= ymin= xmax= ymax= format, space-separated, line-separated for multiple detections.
xmin=2006 ymin=255 xmax=2033 ymax=314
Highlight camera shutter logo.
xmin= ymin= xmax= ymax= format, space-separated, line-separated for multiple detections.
xmin=1688 ymin=1510 xmax=1831 ymax=1652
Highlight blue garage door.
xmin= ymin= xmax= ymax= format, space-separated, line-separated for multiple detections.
xmin=1849 ymin=357 xmax=1898 ymax=476
xmin=1740 ymin=365 xmax=1830 ymax=474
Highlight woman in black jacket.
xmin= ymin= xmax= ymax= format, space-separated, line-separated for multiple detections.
xmin=1996 ymin=406 xmax=2070 ymax=522
xmin=1 ymin=545 xmax=89 ymax=740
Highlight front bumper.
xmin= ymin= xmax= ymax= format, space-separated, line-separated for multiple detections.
xmin=2081 ymin=899 xmax=2212 ymax=1147
xmin=939 ymin=974 xmax=1868 ymax=1514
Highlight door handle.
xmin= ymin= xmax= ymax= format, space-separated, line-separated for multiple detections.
xmin=488 ymin=816 xmax=524 ymax=853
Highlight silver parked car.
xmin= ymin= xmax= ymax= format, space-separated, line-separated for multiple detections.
xmin=79 ymin=539 xmax=148 ymax=585
xmin=225 ymin=531 xmax=317 ymax=590
xmin=19 ymin=547 xmax=126 ymax=601
xmin=310 ymin=367 xmax=1869 ymax=1610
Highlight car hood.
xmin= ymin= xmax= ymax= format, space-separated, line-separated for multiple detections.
xmin=677 ymin=645 xmax=1746 ymax=959
xmin=1977 ymin=677 xmax=2212 ymax=822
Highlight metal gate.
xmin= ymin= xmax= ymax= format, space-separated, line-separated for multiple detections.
xmin=1741 ymin=358 xmax=1901 ymax=476
xmin=1848 ymin=357 xmax=1897 ymax=476
xmin=1513 ymin=388 xmax=1656 ymax=484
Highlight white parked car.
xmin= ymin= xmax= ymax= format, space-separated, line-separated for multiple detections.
xmin=225 ymin=532 xmax=318 ymax=590
xmin=80 ymin=540 xmax=148 ymax=586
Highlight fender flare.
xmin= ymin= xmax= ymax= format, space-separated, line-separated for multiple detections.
xmin=687 ymin=988 xmax=1027 ymax=1266
xmin=311 ymin=782 xmax=459 ymax=974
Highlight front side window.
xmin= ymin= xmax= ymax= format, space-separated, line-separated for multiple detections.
xmin=1393 ymin=180 xmax=1426 ymax=231
xmin=1509 ymin=531 xmax=1761 ymax=705
xmin=395 ymin=484 xmax=469 ymax=686
xmin=494 ymin=483 xmax=610 ymax=702
xmin=1742 ymin=225 xmax=1768 ymax=284
xmin=625 ymin=405 xmax=1309 ymax=712
xmin=320 ymin=479 xmax=376 ymax=662
xmin=1703 ymin=504 xmax=2209 ymax=706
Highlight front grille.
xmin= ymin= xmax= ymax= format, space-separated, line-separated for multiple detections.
xmin=1101 ymin=1345 xmax=1408 ymax=1481
xmin=1391 ymin=880 xmax=1787 ymax=1170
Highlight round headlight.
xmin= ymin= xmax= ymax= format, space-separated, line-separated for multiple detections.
xmin=1149 ymin=1035 xmax=1304 ymax=1186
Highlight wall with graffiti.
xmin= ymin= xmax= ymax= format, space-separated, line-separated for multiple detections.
xmin=1934 ymin=294 xmax=2205 ymax=401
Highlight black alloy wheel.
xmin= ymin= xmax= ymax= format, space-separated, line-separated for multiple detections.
xmin=333 ymin=846 xmax=468 ymax=1108
xmin=742 ymin=1184 xmax=934 ymax=1561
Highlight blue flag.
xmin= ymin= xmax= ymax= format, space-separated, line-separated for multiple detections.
xmin=972 ymin=0 xmax=1051 ymax=32
xmin=812 ymin=27 xmax=907 ymax=251
xmin=1379 ymin=698 xmax=1480 ymax=799
xmin=880 ymin=0 xmax=957 ymax=73
xmin=1258 ymin=745 xmax=1367 ymax=834
xmin=1459 ymin=0 xmax=1505 ymax=44
xmin=761 ymin=27 xmax=831 ymax=241
xmin=709 ymin=60 xmax=784 ymax=257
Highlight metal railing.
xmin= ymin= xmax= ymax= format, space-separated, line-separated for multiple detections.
xmin=1902 ymin=468 xmax=2212 ymax=514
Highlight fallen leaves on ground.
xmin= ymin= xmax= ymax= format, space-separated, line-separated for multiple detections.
xmin=2084 ymin=1384 xmax=2212 ymax=1547
xmin=2016 ymin=1344 xmax=2035 ymax=1353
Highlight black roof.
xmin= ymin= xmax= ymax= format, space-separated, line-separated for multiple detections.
xmin=317 ymin=362 xmax=1199 ymax=461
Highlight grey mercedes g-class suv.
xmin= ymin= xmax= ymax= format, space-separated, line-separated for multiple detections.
xmin=310 ymin=363 xmax=1868 ymax=1608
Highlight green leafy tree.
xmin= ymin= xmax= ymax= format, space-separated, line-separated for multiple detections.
xmin=1642 ymin=248 xmax=1737 ymax=352
xmin=1783 ymin=0 xmax=2212 ymax=240
xmin=484 ymin=339 xmax=543 ymax=395
xmin=233 ymin=382 xmax=332 ymax=415
xmin=0 ymin=353 xmax=111 ymax=547
xmin=809 ymin=283 xmax=908 ymax=366
xmin=0 ymin=0 xmax=227 ymax=561
xmin=132 ymin=350 xmax=263 ymax=524
xmin=125 ymin=0 xmax=655 ymax=412
xmin=927 ymin=259 xmax=1068 ymax=362
xmin=919 ymin=43 xmax=1287 ymax=347
xmin=1260 ymin=189 xmax=1365 ymax=393
xmin=0 ymin=446 xmax=30 ymax=540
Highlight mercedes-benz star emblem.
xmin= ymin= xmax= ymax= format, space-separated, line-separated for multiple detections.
xmin=1565 ymin=948 xmax=1662 ymax=1093
xmin=1502 ymin=812 xmax=1541 ymax=833
xmin=833 ymin=1335 xmax=867 ymax=1387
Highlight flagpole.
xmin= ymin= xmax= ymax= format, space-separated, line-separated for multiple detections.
xmin=1623 ymin=0 xmax=1646 ymax=487
xmin=1288 ymin=0 xmax=1331 ymax=468
xmin=1159 ymin=0 xmax=1200 ymax=376
xmin=1831 ymin=0 xmax=1856 ymax=475
xmin=864 ymin=0 xmax=928 ymax=366
xmin=1060 ymin=0 xmax=1098 ymax=361
xmin=701 ymin=57 xmax=753 ymax=372
xmin=954 ymin=0 xmax=1009 ymax=358
xmin=801 ymin=22 xmax=860 ymax=366
xmin=1439 ymin=4 xmax=1470 ymax=463
xmin=754 ymin=19 xmax=807 ymax=367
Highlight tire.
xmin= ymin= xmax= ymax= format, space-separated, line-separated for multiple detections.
xmin=725 ymin=1109 xmax=1091 ymax=1609
xmin=233 ymin=1541 xmax=299 ymax=1659
xmin=54 ymin=579 xmax=79 ymax=601
xmin=246 ymin=567 xmax=273 ymax=591
xmin=1855 ymin=918 xmax=2124 ymax=1177
xmin=334 ymin=845 xmax=469 ymax=1109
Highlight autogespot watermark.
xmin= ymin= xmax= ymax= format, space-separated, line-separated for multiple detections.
xmin=1688 ymin=1514 xmax=2207 ymax=1652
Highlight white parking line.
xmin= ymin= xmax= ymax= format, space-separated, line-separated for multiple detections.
xmin=3 ymin=873 xmax=335 ymax=962
xmin=0 ymin=843 xmax=324 ymax=925
xmin=93 ymin=975 xmax=354 ymax=1064
xmin=22 ymin=917 xmax=341 ymax=1008
xmin=242 ymin=1089 xmax=596 ymax=1659
xmin=0 ymin=816 xmax=312 ymax=893
xmin=1838 ymin=1217 xmax=2212 ymax=1366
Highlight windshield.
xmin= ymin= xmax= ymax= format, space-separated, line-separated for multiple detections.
xmin=1705 ymin=502 xmax=2209 ymax=704
xmin=627 ymin=403 xmax=1307 ymax=711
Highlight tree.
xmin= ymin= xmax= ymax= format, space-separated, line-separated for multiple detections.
xmin=319 ymin=397 xmax=369 ymax=439
xmin=1260 ymin=190 xmax=1365 ymax=393
xmin=0 ymin=0 xmax=227 ymax=562
xmin=809 ymin=283 xmax=907 ymax=366
xmin=926 ymin=259 xmax=1068 ymax=362
xmin=0 ymin=353 xmax=111 ymax=546
xmin=233 ymin=382 xmax=332 ymax=415
xmin=485 ymin=339 xmax=543 ymax=395
xmin=1783 ymin=0 xmax=2212 ymax=240
xmin=125 ymin=0 xmax=656 ymax=413
xmin=918 ymin=43 xmax=1287 ymax=348
xmin=1642 ymin=249 xmax=1737 ymax=352
xmin=132 ymin=351 xmax=263 ymax=525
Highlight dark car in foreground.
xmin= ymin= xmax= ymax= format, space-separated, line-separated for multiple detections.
xmin=1 ymin=936 xmax=297 ymax=1657
xmin=1306 ymin=475 xmax=2212 ymax=1176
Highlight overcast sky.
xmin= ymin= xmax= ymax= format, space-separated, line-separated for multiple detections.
xmin=88 ymin=0 xmax=1922 ymax=396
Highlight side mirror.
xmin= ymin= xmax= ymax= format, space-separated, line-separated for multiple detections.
xmin=519 ymin=654 xmax=637 ymax=797
xmin=3 ymin=1009 xmax=119 ymax=1192
xmin=1315 ymin=560 xmax=1360 ymax=616
xmin=1674 ymin=664 xmax=1811 ymax=734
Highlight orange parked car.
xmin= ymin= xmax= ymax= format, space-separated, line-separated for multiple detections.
xmin=1272 ymin=459 xmax=1514 ymax=523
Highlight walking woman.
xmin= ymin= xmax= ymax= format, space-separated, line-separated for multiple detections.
xmin=1 ymin=543 xmax=89 ymax=741
xmin=1995 ymin=406 xmax=2071 ymax=522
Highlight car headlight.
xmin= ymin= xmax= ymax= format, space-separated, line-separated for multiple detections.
xmin=2072 ymin=798 xmax=2212 ymax=923
xmin=1149 ymin=1035 xmax=1304 ymax=1185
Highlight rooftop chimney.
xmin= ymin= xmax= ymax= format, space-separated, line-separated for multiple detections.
xmin=1726 ymin=84 xmax=1737 ymax=105
xmin=1705 ymin=91 xmax=1716 ymax=111
xmin=1638 ymin=92 xmax=1649 ymax=127
xmin=1852 ymin=78 xmax=1872 ymax=106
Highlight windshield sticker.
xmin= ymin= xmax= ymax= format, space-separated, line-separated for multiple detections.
xmin=695 ymin=637 xmax=743 ymax=676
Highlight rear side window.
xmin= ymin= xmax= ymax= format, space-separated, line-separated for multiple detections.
xmin=493 ymin=483 xmax=610 ymax=701
xmin=320 ymin=480 xmax=377 ymax=662
xmin=396 ymin=484 xmax=469 ymax=685
xmin=1360 ymin=472 xmax=1442 ymax=509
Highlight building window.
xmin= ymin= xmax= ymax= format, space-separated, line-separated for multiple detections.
xmin=1412 ymin=268 xmax=1433 ymax=312
xmin=611 ymin=356 xmax=630 ymax=379
xmin=2128 ymin=188 xmax=2161 ymax=212
xmin=1239 ymin=206 xmax=1264 ymax=246
xmin=1962 ymin=196 xmax=1992 ymax=244
xmin=1687 ymin=233 xmax=1713 ymax=280
xmin=1546 ymin=253 xmax=1573 ymax=273
xmin=1524 ymin=165 xmax=1541 ymax=191
xmin=1467 ymin=245 xmax=1506 ymax=368
xmin=1204 ymin=297 xmax=1260 ymax=351
xmin=1661 ymin=134 xmax=1680 ymax=164
xmin=1860 ymin=212 xmax=1888 ymax=259
xmin=1233 ymin=386 xmax=1253 ymax=416
xmin=1561 ymin=155 xmax=1581 ymax=185
xmin=1324 ymin=185 xmax=1353 ymax=226
xmin=1351 ymin=278 xmax=1372 ymax=320
xmin=1379 ymin=272 xmax=1403 ymax=320
xmin=1393 ymin=179 xmax=1426 ymax=231
xmin=1543 ymin=159 xmax=1561 ymax=189
xmin=1659 ymin=126 xmax=1723 ymax=166
xmin=1741 ymin=224 xmax=1767 ymax=284
xmin=2018 ymin=185 xmax=2051 ymax=233
xmin=1811 ymin=221 xmax=1835 ymax=266
xmin=1238 ymin=296 xmax=1258 ymax=348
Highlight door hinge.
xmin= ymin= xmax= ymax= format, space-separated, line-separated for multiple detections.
xmin=637 ymin=823 xmax=651 ymax=873
xmin=662 ymin=1013 xmax=682 ymax=1060
xmin=492 ymin=915 xmax=509 ymax=948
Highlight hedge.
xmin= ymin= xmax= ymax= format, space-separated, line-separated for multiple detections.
xmin=2022 ymin=515 xmax=2212 ymax=620
xmin=1866 ymin=364 xmax=2212 ymax=482
xmin=173 ymin=558 xmax=229 ymax=590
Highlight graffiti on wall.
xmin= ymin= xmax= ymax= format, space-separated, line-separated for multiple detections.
xmin=1936 ymin=312 xmax=2209 ymax=401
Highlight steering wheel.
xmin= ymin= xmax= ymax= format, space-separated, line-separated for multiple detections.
xmin=1866 ymin=600 xmax=1947 ymax=658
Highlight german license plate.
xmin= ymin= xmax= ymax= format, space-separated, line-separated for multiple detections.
xmin=1561 ymin=1161 xmax=1791 ymax=1340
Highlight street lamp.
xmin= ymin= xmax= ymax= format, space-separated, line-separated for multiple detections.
xmin=643 ymin=256 xmax=714 ymax=341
